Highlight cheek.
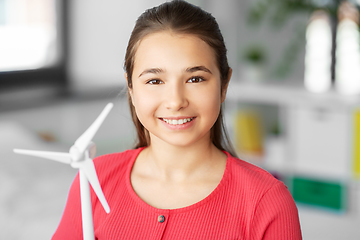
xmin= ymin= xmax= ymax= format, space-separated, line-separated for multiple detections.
xmin=206 ymin=97 xmax=222 ymax=123
xmin=192 ymin=86 xmax=222 ymax=119
xmin=132 ymin=90 xmax=158 ymax=119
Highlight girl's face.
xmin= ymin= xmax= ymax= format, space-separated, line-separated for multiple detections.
xmin=128 ymin=31 xmax=227 ymax=148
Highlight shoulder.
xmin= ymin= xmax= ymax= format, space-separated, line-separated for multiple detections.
xmin=227 ymin=153 xmax=280 ymax=189
xmin=225 ymin=153 xmax=301 ymax=237
xmin=228 ymin=156 xmax=302 ymax=238
xmin=225 ymin=153 xmax=292 ymax=205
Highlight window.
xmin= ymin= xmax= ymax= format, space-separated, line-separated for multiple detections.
xmin=0 ymin=0 xmax=68 ymax=91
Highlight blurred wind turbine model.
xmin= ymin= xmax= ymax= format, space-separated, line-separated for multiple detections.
xmin=13 ymin=102 xmax=114 ymax=240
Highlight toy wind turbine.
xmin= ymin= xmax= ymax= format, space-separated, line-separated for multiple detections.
xmin=14 ymin=102 xmax=113 ymax=240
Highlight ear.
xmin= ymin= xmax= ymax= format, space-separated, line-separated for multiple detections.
xmin=221 ymin=68 xmax=232 ymax=103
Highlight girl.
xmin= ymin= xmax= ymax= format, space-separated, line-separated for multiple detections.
xmin=52 ymin=1 xmax=302 ymax=239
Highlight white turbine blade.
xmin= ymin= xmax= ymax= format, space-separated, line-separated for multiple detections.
xmin=13 ymin=149 xmax=72 ymax=164
xmin=79 ymin=159 xmax=110 ymax=213
xmin=74 ymin=103 xmax=113 ymax=153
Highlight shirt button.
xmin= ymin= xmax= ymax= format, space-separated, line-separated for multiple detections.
xmin=158 ymin=215 xmax=165 ymax=223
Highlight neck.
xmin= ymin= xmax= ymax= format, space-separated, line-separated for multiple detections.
xmin=141 ymin=136 xmax=225 ymax=182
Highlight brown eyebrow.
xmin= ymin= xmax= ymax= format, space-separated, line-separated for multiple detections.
xmin=138 ymin=68 xmax=164 ymax=77
xmin=138 ymin=65 xmax=212 ymax=78
xmin=186 ymin=66 xmax=212 ymax=74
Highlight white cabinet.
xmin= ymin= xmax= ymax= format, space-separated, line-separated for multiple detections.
xmin=290 ymin=106 xmax=351 ymax=179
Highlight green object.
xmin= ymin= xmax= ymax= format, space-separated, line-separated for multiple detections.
xmin=292 ymin=177 xmax=346 ymax=211
xmin=243 ymin=45 xmax=266 ymax=64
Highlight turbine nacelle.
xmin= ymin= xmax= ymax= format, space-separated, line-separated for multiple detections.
xmin=70 ymin=142 xmax=96 ymax=164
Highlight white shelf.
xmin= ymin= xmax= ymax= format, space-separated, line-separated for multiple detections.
xmin=226 ymin=81 xmax=360 ymax=110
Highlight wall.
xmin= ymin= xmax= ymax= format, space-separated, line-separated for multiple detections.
xmin=68 ymin=0 xmax=165 ymax=92
xmin=68 ymin=0 xmax=308 ymax=93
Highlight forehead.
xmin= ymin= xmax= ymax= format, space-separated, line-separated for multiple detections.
xmin=133 ymin=31 xmax=218 ymax=73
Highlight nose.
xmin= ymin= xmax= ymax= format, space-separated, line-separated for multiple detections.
xmin=165 ymin=82 xmax=189 ymax=111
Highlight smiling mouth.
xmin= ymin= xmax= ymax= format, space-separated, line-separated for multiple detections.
xmin=161 ymin=117 xmax=195 ymax=125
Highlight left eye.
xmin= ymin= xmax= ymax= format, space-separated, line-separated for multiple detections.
xmin=187 ymin=77 xmax=205 ymax=83
xmin=147 ymin=79 xmax=163 ymax=85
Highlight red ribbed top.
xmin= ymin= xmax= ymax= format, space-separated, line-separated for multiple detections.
xmin=52 ymin=148 xmax=302 ymax=239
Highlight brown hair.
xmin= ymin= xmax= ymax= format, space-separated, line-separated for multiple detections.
xmin=124 ymin=0 xmax=236 ymax=157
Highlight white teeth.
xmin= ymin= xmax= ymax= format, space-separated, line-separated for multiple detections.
xmin=163 ymin=118 xmax=193 ymax=125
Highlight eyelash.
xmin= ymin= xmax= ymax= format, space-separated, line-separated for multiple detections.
xmin=146 ymin=79 xmax=163 ymax=85
xmin=187 ymin=76 xmax=205 ymax=83
xmin=145 ymin=76 xmax=206 ymax=85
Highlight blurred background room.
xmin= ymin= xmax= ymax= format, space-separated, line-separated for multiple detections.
xmin=1 ymin=0 xmax=360 ymax=239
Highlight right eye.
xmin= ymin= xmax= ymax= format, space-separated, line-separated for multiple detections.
xmin=147 ymin=79 xmax=163 ymax=85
